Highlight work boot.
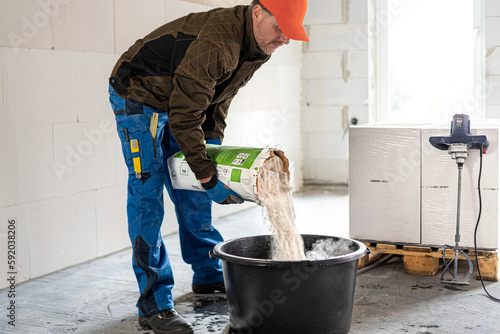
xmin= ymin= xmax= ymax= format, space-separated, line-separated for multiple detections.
xmin=192 ymin=281 xmax=225 ymax=294
xmin=138 ymin=309 xmax=194 ymax=334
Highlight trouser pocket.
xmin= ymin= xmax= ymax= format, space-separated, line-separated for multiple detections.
xmin=116 ymin=113 xmax=163 ymax=177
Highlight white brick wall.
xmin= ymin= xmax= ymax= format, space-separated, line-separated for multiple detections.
xmin=29 ymin=192 xmax=98 ymax=278
xmin=486 ymin=4 xmax=500 ymax=119
xmin=302 ymin=50 xmax=368 ymax=80
xmin=0 ymin=48 xmax=3 ymax=108
xmin=13 ymin=124 xmax=55 ymax=203
xmin=165 ymin=0 xmax=214 ymax=22
xmin=305 ymin=78 xmax=369 ymax=106
xmin=96 ymin=185 xmax=129 ymax=256
xmin=115 ymin=0 xmax=166 ymax=54
xmin=487 ymin=105 xmax=500 ymax=119
xmin=486 ymin=17 xmax=500 ymax=47
xmin=302 ymin=0 xmax=500 ymax=184
xmin=76 ymin=52 xmax=120 ymax=122
xmin=2 ymin=0 xmax=499 ymax=289
xmin=0 ymin=126 xmax=20 ymax=207
xmin=224 ymin=41 xmax=303 ymax=188
xmin=52 ymin=0 xmax=115 ymax=53
xmin=52 ymin=121 xmax=118 ymax=196
xmin=305 ymin=24 xmax=368 ymax=52
xmin=487 ymin=0 xmax=500 ymax=16
xmin=348 ymin=0 xmax=369 ymax=23
xmin=0 ymin=0 xmax=52 ymax=50
xmin=303 ymin=0 xmax=343 ymax=25
xmin=301 ymin=0 xmax=369 ymax=184
xmin=487 ymin=47 xmax=500 ymax=75
xmin=0 ymin=208 xmax=30 ymax=284
xmin=0 ymin=0 xmax=303 ymax=288
xmin=3 ymin=48 xmax=77 ymax=126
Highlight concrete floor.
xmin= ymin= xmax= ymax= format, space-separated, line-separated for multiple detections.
xmin=2 ymin=185 xmax=500 ymax=334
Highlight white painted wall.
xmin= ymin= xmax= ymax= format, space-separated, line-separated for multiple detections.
xmin=0 ymin=0 xmax=303 ymax=288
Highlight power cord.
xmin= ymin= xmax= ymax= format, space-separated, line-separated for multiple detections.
xmin=474 ymin=144 xmax=500 ymax=302
xmin=357 ymin=254 xmax=398 ymax=275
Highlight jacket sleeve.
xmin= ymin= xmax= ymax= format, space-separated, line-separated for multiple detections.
xmin=168 ymin=39 xmax=229 ymax=180
xmin=202 ymin=93 xmax=235 ymax=142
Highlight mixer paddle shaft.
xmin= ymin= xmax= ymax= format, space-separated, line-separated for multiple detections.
xmin=440 ymin=146 xmax=473 ymax=285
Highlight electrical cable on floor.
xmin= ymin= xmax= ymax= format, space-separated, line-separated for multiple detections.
xmin=474 ymin=144 xmax=500 ymax=302
xmin=357 ymin=254 xmax=399 ymax=275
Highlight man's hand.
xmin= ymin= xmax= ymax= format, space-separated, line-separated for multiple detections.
xmin=201 ymin=175 xmax=243 ymax=204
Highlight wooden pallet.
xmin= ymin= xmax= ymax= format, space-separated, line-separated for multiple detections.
xmin=358 ymin=242 xmax=499 ymax=282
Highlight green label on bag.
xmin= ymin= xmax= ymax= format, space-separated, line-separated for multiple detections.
xmin=231 ymin=168 xmax=242 ymax=183
xmin=206 ymin=145 xmax=265 ymax=169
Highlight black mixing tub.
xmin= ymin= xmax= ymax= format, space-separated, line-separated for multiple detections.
xmin=211 ymin=234 xmax=369 ymax=334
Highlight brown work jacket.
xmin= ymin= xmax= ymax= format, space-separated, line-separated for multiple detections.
xmin=109 ymin=5 xmax=270 ymax=179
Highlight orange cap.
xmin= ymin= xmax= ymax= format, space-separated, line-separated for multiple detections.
xmin=260 ymin=0 xmax=309 ymax=42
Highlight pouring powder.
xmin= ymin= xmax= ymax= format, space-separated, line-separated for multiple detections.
xmin=257 ymin=155 xmax=306 ymax=261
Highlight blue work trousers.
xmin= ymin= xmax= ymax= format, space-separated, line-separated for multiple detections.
xmin=109 ymin=86 xmax=224 ymax=317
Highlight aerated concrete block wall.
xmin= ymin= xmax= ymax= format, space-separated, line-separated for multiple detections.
xmin=301 ymin=0 xmax=500 ymax=184
xmin=0 ymin=0 xmax=304 ymax=289
xmin=486 ymin=0 xmax=500 ymax=118
xmin=301 ymin=0 xmax=369 ymax=184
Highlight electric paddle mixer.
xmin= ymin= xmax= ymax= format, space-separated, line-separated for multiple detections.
xmin=429 ymin=114 xmax=489 ymax=285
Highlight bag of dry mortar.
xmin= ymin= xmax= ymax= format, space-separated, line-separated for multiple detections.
xmin=167 ymin=145 xmax=290 ymax=205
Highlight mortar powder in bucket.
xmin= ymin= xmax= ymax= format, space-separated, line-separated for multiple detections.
xmin=211 ymin=234 xmax=369 ymax=334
